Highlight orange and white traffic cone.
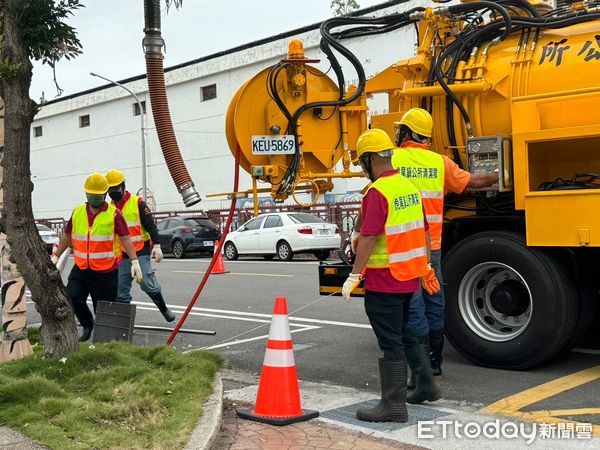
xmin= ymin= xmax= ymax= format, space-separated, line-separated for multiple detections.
xmin=211 ymin=240 xmax=229 ymax=274
xmin=237 ymin=297 xmax=319 ymax=425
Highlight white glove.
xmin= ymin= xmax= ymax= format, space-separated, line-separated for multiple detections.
xmin=350 ymin=230 xmax=360 ymax=253
xmin=151 ymin=244 xmax=163 ymax=263
xmin=51 ymin=255 xmax=59 ymax=265
xmin=131 ymin=259 xmax=143 ymax=284
xmin=342 ymin=273 xmax=362 ymax=303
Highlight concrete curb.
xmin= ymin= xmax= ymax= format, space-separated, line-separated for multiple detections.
xmin=185 ymin=372 xmax=223 ymax=450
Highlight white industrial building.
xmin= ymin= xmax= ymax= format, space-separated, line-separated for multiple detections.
xmin=31 ymin=0 xmax=426 ymax=219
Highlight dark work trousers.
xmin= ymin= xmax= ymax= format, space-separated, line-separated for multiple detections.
xmin=67 ymin=265 xmax=118 ymax=329
xmin=364 ymin=290 xmax=413 ymax=361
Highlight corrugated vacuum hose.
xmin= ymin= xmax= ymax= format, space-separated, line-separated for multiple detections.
xmin=143 ymin=0 xmax=201 ymax=207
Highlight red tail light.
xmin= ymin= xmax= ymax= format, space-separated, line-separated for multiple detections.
xmin=182 ymin=226 xmax=193 ymax=232
xmin=335 ymin=227 xmax=340 ymax=235
xmin=297 ymin=226 xmax=313 ymax=235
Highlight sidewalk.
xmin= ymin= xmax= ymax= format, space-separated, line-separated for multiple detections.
xmin=215 ymin=400 xmax=422 ymax=449
xmin=0 ymin=426 xmax=44 ymax=449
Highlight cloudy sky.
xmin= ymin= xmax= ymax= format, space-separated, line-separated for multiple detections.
xmin=30 ymin=0 xmax=382 ymax=100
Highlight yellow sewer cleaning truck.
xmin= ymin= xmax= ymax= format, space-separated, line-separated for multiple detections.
xmin=225 ymin=0 xmax=600 ymax=369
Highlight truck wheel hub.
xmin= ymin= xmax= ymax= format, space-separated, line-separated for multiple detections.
xmin=459 ymin=262 xmax=533 ymax=342
xmin=490 ymin=280 xmax=530 ymax=316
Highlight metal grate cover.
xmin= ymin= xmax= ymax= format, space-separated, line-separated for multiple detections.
xmin=92 ymin=301 xmax=136 ymax=343
xmin=322 ymin=399 xmax=451 ymax=432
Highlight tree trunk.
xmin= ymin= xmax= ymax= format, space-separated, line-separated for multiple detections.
xmin=0 ymin=1 xmax=78 ymax=357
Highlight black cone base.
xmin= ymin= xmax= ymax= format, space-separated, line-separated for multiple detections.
xmin=237 ymin=408 xmax=319 ymax=426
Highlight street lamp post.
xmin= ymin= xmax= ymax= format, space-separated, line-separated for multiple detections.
xmin=89 ymin=72 xmax=148 ymax=200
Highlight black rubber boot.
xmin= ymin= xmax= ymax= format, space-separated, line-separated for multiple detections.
xmin=356 ymin=358 xmax=408 ymax=423
xmin=79 ymin=326 xmax=93 ymax=342
xmin=405 ymin=333 xmax=441 ymax=404
xmin=406 ymin=335 xmax=429 ymax=389
xmin=149 ymin=292 xmax=176 ymax=322
xmin=429 ymin=329 xmax=445 ymax=379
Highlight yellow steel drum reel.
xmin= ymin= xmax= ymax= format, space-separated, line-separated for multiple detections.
xmin=225 ymin=48 xmax=365 ymax=203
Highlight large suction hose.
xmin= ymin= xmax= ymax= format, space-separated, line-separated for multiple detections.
xmin=143 ymin=0 xmax=201 ymax=207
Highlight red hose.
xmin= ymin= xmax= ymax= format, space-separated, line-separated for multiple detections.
xmin=166 ymin=144 xmax=240 ymax=345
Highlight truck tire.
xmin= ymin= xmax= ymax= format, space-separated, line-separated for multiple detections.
xmin=443 ymin=231 xmax=578 ymax=370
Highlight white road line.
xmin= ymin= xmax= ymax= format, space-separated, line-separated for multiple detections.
xmin=284 ymin=316 xmax=371 ymax=329
xmin=203 ymin=325 xmax=320 ymax=351
xmin=172 ymin=270 xmax=294 ymax=278
xmin=135 ymin=305 xmax=319 ymax=350
xmin=135 ymin=305 xmax=269 ymax=325
xmin=162 ymin=259 xmax=319 ymax=265
xmin=133 ymin=301 xmax=372 ymax=329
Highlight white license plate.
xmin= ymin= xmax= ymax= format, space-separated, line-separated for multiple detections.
xmin=203 ymin=241 xmax=214 ymax=246
xmin=318 ymin=229 xmax=330 ymax=236
xmin=251 ymin=135 xmax=296 ymax=155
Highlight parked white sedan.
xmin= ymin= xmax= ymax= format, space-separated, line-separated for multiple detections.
xmin=223 ymin=212 xmax=341 ymax=261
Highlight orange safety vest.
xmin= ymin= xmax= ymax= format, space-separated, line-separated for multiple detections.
xmin=392 ymin=142 xmax=445 ymax=250
xmin=365 ymin=173 xmax=428 ymax=281
xmin=114 ymin=194 xmax=150 ymax=252
xmin=71 ymin=203 xmax=120 ymax=271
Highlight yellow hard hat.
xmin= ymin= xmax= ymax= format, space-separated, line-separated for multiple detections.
xmin=105 ymin=169 xmax=126 ymax=187
xmin=354 ymin=129 xmax=395 ymax=161
xmin=395 ymin=108 xmax=433 ymax=138
xmin=84 ymin=172 xmax=109 ymax=195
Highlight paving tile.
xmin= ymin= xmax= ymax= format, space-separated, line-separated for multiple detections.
xmin=216 ymin=400 xmax=424 ymax=450
xmin=330 ymin=443 xmax=354 ymax=450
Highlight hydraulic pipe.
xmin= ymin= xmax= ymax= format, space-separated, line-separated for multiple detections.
xmin=143 ymin=0 xmax=201 ymax=207
xmin=403 ymin=81 xmax=492 ymax=97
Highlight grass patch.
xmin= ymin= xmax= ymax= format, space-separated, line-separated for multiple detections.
xmin=0 ymin=335 xmax=222 ymax=450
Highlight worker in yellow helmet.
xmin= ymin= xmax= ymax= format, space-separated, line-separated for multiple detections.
xmin=105 ymin=169 xmax=175 ymax=322
xmin=392 ymin=107 xmax=498 ymax=386
xmin=52 ymin=173 xmax=143 ymax=341
xmin=342 ymin=129 xmax=441 ymax=423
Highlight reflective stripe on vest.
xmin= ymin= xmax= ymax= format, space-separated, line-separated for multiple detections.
xmin=118 ymin=194 xmax=150 ymax=252
xmin=365 ymin=174 xmax=428 ymax=281
xmin=392 ymin=147 xmax=445 ymax=250
xmin=71 ymin=203 xmax=120 ymax=271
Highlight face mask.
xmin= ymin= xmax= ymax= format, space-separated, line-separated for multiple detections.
xmin=108 ymin=189 xmax=124 ymax=202
xmin=86 ymin=194 xmax=106 ymax=208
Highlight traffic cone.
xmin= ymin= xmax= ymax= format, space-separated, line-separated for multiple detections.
xmin=237 ymin=297 xmax=319 ymax=425
xmin=211 ymin=240 xmax=229 ymax=274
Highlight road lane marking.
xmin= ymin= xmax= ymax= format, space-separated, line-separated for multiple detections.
xmin=481 ymin=365 xmax=600 ymax=436
xmin=163 ymin=259 xmax=319 ymax=265
xmin=27 ymin=298 xmax=370 ymax=329
xmin=137 ymin=301 xmax=322 ymax=352
xmin=203 ymin=325 xmax=320 ymax=351
xmin=132 ymin=301 xmax=372 ymax=329
xmin=172 ymin=270 xmax=294 ymax=278
xmin=525 ymin=408 xmax=600 ymax=417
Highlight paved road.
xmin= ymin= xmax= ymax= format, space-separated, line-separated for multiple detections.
xmin=27 ymin=256 xmax=600 ymax=433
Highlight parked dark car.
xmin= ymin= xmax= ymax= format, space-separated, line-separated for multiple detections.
xmin=156 ymin=216 xmax=221 ymax=259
